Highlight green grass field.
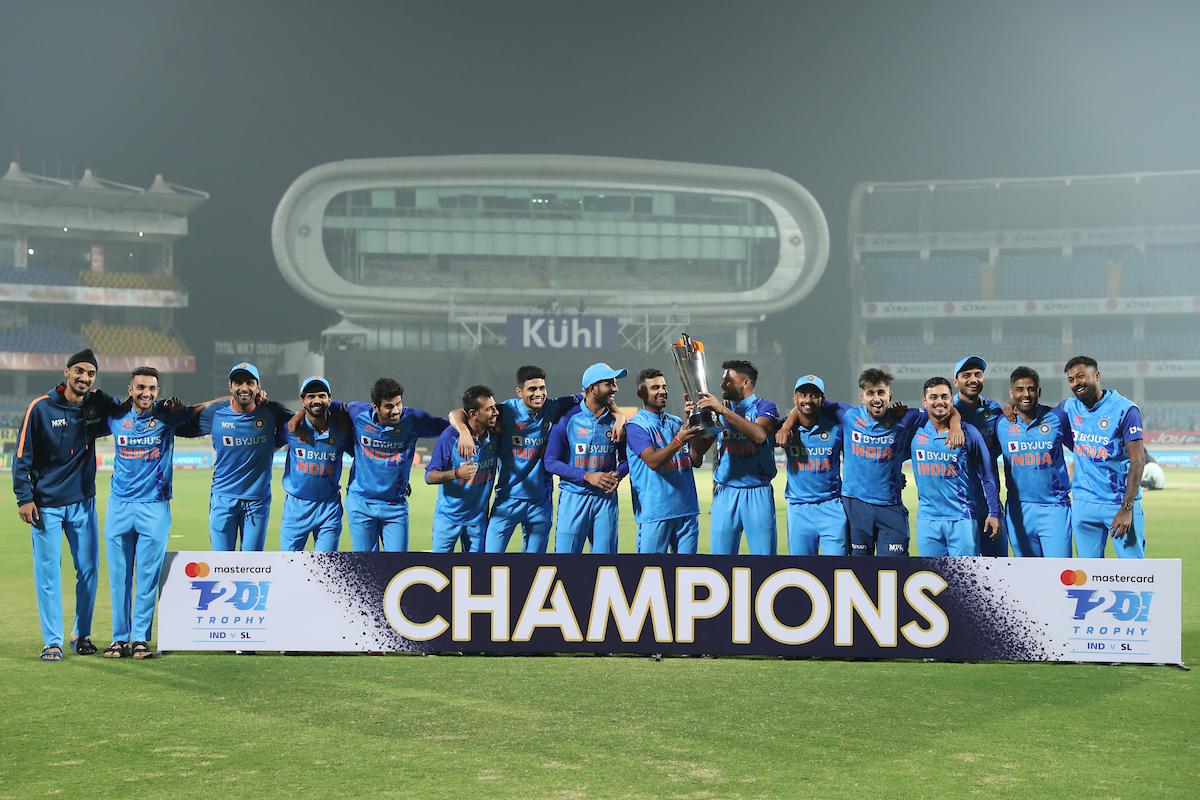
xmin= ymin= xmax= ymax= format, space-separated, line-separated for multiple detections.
xmin=1 ymin=468 xmax=1196 ymax=798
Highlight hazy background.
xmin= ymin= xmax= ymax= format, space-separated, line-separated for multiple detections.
xmin=3 ymin=0 xmax=1199 ymax=394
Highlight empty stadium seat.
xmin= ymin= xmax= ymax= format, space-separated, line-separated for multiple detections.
xmin=0 ymin=266 xmax=78 ymax=287
xmin=78 ymin=271 xmax=185 ymax=292
xmin=0 ymin=323 xmax=86 ymax=353
xmin=82 ymin=324 xmax=190 ymax=356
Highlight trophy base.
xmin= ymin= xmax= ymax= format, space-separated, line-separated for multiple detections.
xmin=688 ymin=411 xmax=722 ymax=436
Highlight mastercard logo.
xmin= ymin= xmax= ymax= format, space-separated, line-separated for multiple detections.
xmin=184 ymin=562 xmax=211 ymax=578
xmin=1059 ymin=569 xmax=1087 ymax=586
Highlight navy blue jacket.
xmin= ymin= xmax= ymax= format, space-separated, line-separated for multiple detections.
xmin=12 ymin=385 xmax=121 ymax=508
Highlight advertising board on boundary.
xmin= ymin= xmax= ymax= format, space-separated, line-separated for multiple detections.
xmin=158 ymin=553 xmax=1183 ymax=666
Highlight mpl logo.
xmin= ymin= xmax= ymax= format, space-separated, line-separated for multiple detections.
xmin=1060 ymin=570 xmax=1153 ymax=622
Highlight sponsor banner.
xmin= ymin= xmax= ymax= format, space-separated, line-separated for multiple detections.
xmin=855 ymin=224 xmax=1200 ymax=254
xmin=157 ymin=552 xmax=1183 ymax=665
xmin=1143 ymin=431 xmax=1200 ymax=446
xmin=0 ymin=351 xmax=195 ymax=373
xmin=874 ymin=361 xmax=1200 ymax=380
xmin=506 ymin=315 xmax=617 ymax=350
xmin=1153 ymin=450 xmax=1200 ymax=468
xmin=0 ymin=282 xmax=186 ymax=308
xmin=862 ymin=296 xmax=1200 ymax=319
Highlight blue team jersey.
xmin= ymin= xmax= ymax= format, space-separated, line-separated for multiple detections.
xmin=837 ymin=404 xmax=925 ymax=506
xmin=197 ymin=401 xmax=289 ymax=500
xmin=282 ymin=415 xmax=356 ymax=502
xmin=996 ymin=405 xmax=1073 ymax=507
xmin=625 ymin=409 xmax=699 ymax=523
xmin=955 ymin=394 xmax=1005 ymax=515
xmin=426 ymin=427 xmax=499 ymax=523
xmin=108 ymin=403 xmax=193 ymax=502
xmin=544 ymin=404 xmax=628 ymax=496
xmin=781 ymin=410 xmax=843 ymax=504
xmin=1059 ymin=390 xmax=1144 ymax=505
xmin=713 ymin=395 xmax=780 ymax=488
xmin=911 ymin=421 xmax=1001 ymax=521
xmin=335 ymin=400 xmax=448 ymax=503
xmin=494 ymin=394 xmax=580 ymax=503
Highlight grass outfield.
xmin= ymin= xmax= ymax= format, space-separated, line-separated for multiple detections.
xmin=1 ymin=469 xmax=1196 ymax=798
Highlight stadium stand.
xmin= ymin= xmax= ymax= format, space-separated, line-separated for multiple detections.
xmin=0 ymin=323 xmax=86 ymax=353
xmin=0 ymin=266 xmax=78 ymax=286
xmin=1122 ymin=245 xmax=1200 ymax=297
xmin=1143 ymin=401 xmax=1200 ymax=430
xmin=992 ymin=252 xmax=1112 ymax=300
xmin=82 ymin=324 xmax=190 ymax=356
xmin=78 ymin=271 xmax=185 ymax=291
xmin=864 ymin=254 xmax=982 ymax=301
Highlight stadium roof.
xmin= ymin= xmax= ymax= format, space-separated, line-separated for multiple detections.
xmin=0 ymin=162 xmax=208 ymax=216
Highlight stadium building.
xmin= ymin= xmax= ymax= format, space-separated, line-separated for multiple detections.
xmin=0 ymin=162 xmax=207 ymax=456
xmin=272 ymin=155 xmax=828 ymax=407
xmin=850 ymin=169 xmax=1200 ymax=456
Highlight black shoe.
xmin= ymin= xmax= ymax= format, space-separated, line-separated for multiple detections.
xmin=71 ymin=636 xmax=97 ymax=656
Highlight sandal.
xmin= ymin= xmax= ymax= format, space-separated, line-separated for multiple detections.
xmin=39 ymin=645 xmax=63 ymax=662
xmin=131 ymin=642 xmax=153 ymax=660
xmin=71 ymin=636 xmax=98 ymax=656
xmin=103 ymin=641 xmax=130 ymax=659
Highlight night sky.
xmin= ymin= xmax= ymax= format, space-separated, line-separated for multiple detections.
xmin=3 ymin=0 xmax=1199 ymax=389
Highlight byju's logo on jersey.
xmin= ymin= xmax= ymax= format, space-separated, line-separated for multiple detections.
xmin=512 ymin=435 xmax=523 ymax=446
xmin=574 ymin=442 xmax=587 ymax=455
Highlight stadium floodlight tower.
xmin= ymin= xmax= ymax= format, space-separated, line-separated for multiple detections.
xmin=272 ymin=155 xmax=828 ymax=357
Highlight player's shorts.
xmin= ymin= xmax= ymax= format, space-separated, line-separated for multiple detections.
xmin=432 ymin=520 xmax=487 ymax=553
xmin=1072 ymin=500 xmax=1145 ymax=559
xmin=209 ymin=493 xmax=270 ymax=551
xmin=916 ymin=517 xmax=977 ymax=557
xmin=637 ymin=515 xmax=700 ymax=554
xmin=554 ymin=491 xmax=618 ymax=554
xmin=786 ymin=498 xmax=849 ymax=556
xmin=280 ymin=494 xmax=343 ymax=552
xmin=485 ymin=495 xmax=552 ymax=553
xmin=346 ymin=492 xmax=410 ymax=552
xmin=1006 ymin=502 xmax=1072 ymax=558
xmin=710 ymin=484 xmax=777 ymax=555
xmin=842 ymin=495 xmax=909 ymax=557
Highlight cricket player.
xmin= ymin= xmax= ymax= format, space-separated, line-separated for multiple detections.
xmin=996 ymin=366 xmax=1074 ymax=557
xmin=1059 ymin=356 xmax=1146 ymax=558
xmin=953 ymin=355 xmax=1009 ymax=556
xmin=910 ymin=378 xmax=1001 ymax=556
xmin=690 ymin=360 xmax=780 ymax=555
xmin=625 ymin=368 xmax=704 ymax=554
xmin=774 ymin=374 xmax=848 ymax=556
xmin=184 ymin=362 xmax=290 ymax=551
xmin=13 ymin=349 xmax=121 ymax=661
xmin=780 ymin=368 xmax=962 ymax=557
xmin=449 ymin=366 xmax=581 ymax=554
xmin=280 ymin=376 xmax=355 ymax=552
xmin=334 ymin=377 xmax=449 ymax=552
xmin=545 ymin=363 xmax=628 ymax=553
xmin=102 ymin=367 xmax=198 ymax=658
xmin=425 ymin=385 xmax=500 ymax=552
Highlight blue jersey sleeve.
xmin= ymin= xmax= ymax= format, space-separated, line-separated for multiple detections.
xmin=544 ymin=415 xmax=586 ymax=484
xmin=823 ymin=401 xmax=852 ymax=422
xmin=967 ymin=425 xmax=1002 ymax=517
xmin=198 ymin=404 xmax=218 ymax=435
xmin=625 ymin=421 xmax=655 ymax=457
xmin=616 ymin=444 xmax=629 ymax=479
xmin=1051 ymin=407 xmax=1075 ymax=449
xmin=409 ymin=408 xmax=450 ymax=438
xmin=343 ymin=400 xmax=373 ymax=420
xmin=151 ymin=400 xmax=195 ymax=429
xmin=426 ymin=430 xmax=455 ymax=474
xmin=1121 ymin=406 xmax=1144 ymax=444
xmin=265 ymin=401 xmax=292 ymax=447
xmin=548 ymin=393 xmax=583 ymax=421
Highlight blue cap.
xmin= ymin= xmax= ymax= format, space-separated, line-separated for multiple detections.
xmin=299 ymin=375 xmax=331 ymax=395
xmin=228 ymin=362 xmax=260 ymax=382
xmin=581 ymin=362 xmax=627 ymax=390
xmin=794 ymin=374 xmax=825 ymax=393
xmin=953 ymin=355 xmax=988 ymax=376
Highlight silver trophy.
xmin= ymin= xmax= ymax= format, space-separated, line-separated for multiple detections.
xmin=672 ymin=333 xmax=720 ymax=434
